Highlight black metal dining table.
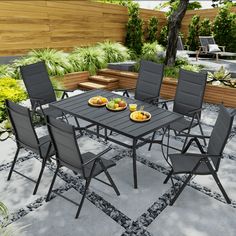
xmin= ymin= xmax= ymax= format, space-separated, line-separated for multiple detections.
xmin=50 ymin=89 xmax=182 ymax=189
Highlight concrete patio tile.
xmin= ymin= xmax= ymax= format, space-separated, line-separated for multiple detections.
xmin=147 ymin=187 xmax=236 ymax=236
xmin=224 ymin=135 xmax=236 ymax=156
xmin=90 ymin=158 xmax=171 ymax=220
xmin=11 ymin=189 xmax=124 ymax=236
xmin=193 ymin=158 xmax=236 ymax=201
xmin=0 ymin=158 xmax=66 ymax=213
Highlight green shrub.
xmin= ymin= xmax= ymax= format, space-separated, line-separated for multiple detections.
xmin=186 ymin=15 xmax=201 ymax=50
xmin=181 ymin=64 xmax=202 ymax=72
xmin=71 ymin=47 xmax=106 ymax=75
xmin=0 ymin=78 xmax=27 ymax=122
xmin=147 ymin=16 xmax=158 ymax=43
xmin=158 ymin=25 xmax=168 ymax=47
xmin=12 ymin=48 xmax=74 ymax=79
xmin=164 ymin=66 xmax=179 ymax=78
xmin=199 ymin=18 xmax=212 ymax=36
xmin=96 ymin=41 xmax=130 ymax=63
xmin=0 ymin=65 xmax=15 ymax=79
xmin=213 ymin=6 xmax=236 ymax=52
xmin=141 ymin=42 xmax=164 ymax=62
xmin=125 ymin=2 xmax=143 ymax=55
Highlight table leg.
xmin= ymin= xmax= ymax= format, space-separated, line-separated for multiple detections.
xmin=132 ymin=139 xmax=138 ymax=189
xmin=96 ymin=125 xmax=99 ymax=138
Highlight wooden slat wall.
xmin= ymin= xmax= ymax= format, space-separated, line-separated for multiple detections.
xmin=0 ymin=0 xmax=166 ymax=55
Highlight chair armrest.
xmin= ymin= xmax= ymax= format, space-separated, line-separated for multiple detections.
xmin=82 ymin=147 xmax=112 ymax=166
xmin=157 ymin=99 xmax=174 ymax=104
xmin=178 ymin=133 xmax=210 ymax=139
xmin=54 ymin=88 xmax=75 ymax=93
xmin=142 ymin=96 xmax=160 ymax=103
xmin=186 ymin=107 xmax=205 ymax=116
xmin=30 ymin=97 xmax=46 ymax=102
xmin=115 ymin=87 xmax=136 ymax=92
xmin=198 ymin=46 xmax=207 ymax=53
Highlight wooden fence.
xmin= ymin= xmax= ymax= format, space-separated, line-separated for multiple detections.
xmin=0 ymin=0 xmax=235 ymax=56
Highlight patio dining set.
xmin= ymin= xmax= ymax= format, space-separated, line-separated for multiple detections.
xmin=4 ymin=60 xmax=235 ymax=219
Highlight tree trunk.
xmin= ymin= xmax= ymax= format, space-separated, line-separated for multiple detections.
xmin=165 ymin=0 xmax=189 ymax=66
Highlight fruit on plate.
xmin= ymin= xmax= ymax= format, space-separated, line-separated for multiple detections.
xmin=107 ymin=98 xmax=127 ymax=110
xmin=131 ymin=111 xmax=151 ymax=121
xmin=89 ymin=96 xmax=107 ymax=105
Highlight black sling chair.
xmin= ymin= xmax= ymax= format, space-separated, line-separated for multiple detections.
xmin=20 ymin=61 xmax=83 ymax=134
xmin=46 ymin=116 xmax=120 ymax=219
xmin=164 ymin=105 xmax=234 ymax=206
xmin=149 ymin=69 xmax=208 ymax=152
xmin=6 ymin=100 xmax=54 ymax=195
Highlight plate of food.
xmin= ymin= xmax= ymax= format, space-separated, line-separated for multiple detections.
xmin=88 ymin=96 xmax=108 ymax=107
xmin=130 ymin=111 xmax=151 ymax=122
xmin=106 ymin=98 xmax=127 ymax=111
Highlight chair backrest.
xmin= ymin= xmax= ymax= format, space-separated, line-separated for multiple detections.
xmin=199 ymin=36 xmax=215 ymax=51
xmin=20 ymin=61 xmax=56 ymax=107
xmin=135 ymin=60 xmax=164 ymax=102
xmin=46 ymin=116 xmax=83 ymax=173
xmin=207 ymin=105 xmax=234 ymax=170
xmin=173 ymin=69 xmax=207 ymax=117
xmin=5 ymin=100 xmax=39 ymax=150
xmin=177 ymin=36 xmax=184 ymax=51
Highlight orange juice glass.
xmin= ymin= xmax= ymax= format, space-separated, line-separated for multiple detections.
xmin=129 ymin=104 xmax=137 ymax=112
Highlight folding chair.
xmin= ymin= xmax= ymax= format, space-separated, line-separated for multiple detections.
xmin=149 ymin=69 xmax=207 ymax=151
xmin=6 ymin=100 xmax=54 ymax=195
xmin=46 ymin=116 xmax=120 ymax=219
xmin=164 ymin=105 xmax=234 ymax=205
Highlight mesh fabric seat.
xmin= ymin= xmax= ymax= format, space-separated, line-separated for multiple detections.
xmin=121 ymin=60 xmax=164 ymax=104
xmin=6 ymin=100 xmax=54 ymax=195
xmin=46 ymin=116 xmax=120 ymax=219
xmin=149 ymin=69 xmax=207 ymax=151
xmin=164 ymin=105 xmax=235 ymax=205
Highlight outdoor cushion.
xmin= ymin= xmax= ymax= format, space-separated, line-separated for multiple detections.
xmin=208 ymin=44 xmax=221 ymax=52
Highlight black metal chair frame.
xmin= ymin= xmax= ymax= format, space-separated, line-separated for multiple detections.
xmin=149 ymin=69 xmax=207 ymax=152
xmin=6 ymin=100 xmax=54 ymax=195
xmin=46 ymin=116 xmax=120 ymax=219
xmin=164 ymin=106 xmax=235 ymax=206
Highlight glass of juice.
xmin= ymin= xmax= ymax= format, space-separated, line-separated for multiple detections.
xmin=129 ymin=104 xmax=137 ymax=112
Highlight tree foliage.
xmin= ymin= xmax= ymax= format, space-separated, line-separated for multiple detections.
xmin=125 ymin=2 xmax=143 ymax=55
xmin=147 ymin=16 xmax=158 ymax=43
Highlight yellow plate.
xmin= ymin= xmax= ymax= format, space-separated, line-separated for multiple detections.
xmin=106 ymin=103 xmax=127 ymax=111
xmin=130 ymin=111 xmax=151 ymax=122
xmin=88 ymin=96 xmax=108 ymax=107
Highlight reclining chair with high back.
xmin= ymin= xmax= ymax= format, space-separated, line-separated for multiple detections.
xmin=118 ymin=60 xmax=164 ymax=105
xmin=6 ymin=100 xmax=55 ymax=195
xmin=46 ymin=116 xmax=120 ymax=219
xmin=196 ymin=36 xmax=236 ymax=61
xmin=20 ymin=61 xmax=83 ymax=133
xmin=149 ymin=69 xmax=208 ymax=151
xmin=164 ymin=105 xmax=234 ymax=206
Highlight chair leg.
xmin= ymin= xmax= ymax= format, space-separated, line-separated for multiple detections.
xmin=7 ymin=147 xmax=20 ymax=181
xmin=198 ymin=122 xmax=207 ymax=146
xmin=163 ymin=169 xmax=173 ymax=184
xmin=170 ymin=173 xmax=193 ymax=206
xmin=46 ymin=164 xmax=60 ymax=202
xmin=33 ymin=159 xmax=47 ymax=195
xmin=74 ymin=117 xmax=83 ymax=136
xmin=148 ymin=131 xmax=156 ymax=151
xmin=75 ymin=160 xmax=97 ymax=219
xmin=205 ymin=161 xmax=231 ymax=204
xmin=99 ymin=160 xmax=120 ymax=196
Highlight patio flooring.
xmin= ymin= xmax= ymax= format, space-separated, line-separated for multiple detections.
xmin=0 ymin=91 xmax=236 ymax=236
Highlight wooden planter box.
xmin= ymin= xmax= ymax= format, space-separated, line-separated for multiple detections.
xmin=54 ymin=71 xmax=89 ymax=90
xmin=160 ymin=77 xmax=236 ymax=107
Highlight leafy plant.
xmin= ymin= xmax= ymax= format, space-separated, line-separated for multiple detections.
xmin=207 ymin=66 xmax=233 ymax=86
xmin=71 ymin=47 xmax=106 ymax=75
xmin=199 ymin=18 xmax=212 ymax=36
xmin=141 ymin=42 xmax=164 ymax=62
xmin=186 ymin=15 xmax=201 ymax=51
xmin=96 ymin=41 xmax=130 ymax=63
xmin=12 ymin=48 xmax=74 ymax=79
xmin=181 ymin=64 xmax=202 ymax=72
xmin=0 ymin=78 xmax=27 ymax=122
xmin=158 ymin=25 xmax=168 ymax=47
xmin=0 ymin=65 xmax=15 ymax=79
xmin=213 ymin=6 xmax=236 ymax=52
xmin=175 ymin=53 xmax=189 ymax=66
xmin=147 ymin=17 xmax=158 ymax=43
xmin=125 ymin=2 xmax=143 ymax=55
xmin=164 ymin=66 xmax=179 ymax=78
